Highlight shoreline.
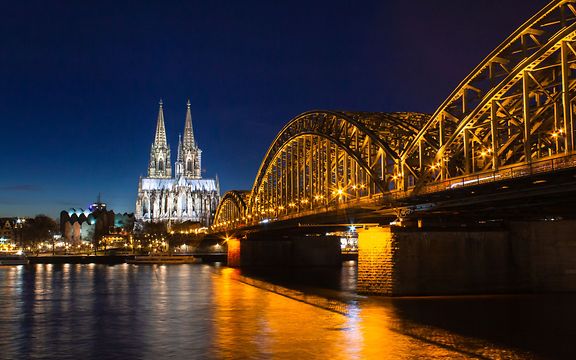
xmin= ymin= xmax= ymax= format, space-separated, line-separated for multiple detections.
xmin=26 ymin=254 xmax=227 ymax=264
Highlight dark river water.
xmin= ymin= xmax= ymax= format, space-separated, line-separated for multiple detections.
xmin=1 ymin=262 xmax=575 ymax=359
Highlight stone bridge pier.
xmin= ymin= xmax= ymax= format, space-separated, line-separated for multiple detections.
xmin=226 ymin=233 xmax=342 ymax=268
xmin=357 ymin=220 xmax=576 ymax=295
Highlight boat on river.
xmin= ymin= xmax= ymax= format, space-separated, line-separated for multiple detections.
xmin=0 ymin=251 xmax=29 ymax=265
xmin=127 ymin=255 xmax=199 ymax=264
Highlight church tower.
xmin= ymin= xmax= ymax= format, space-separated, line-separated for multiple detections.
xmin=178 ymin=100 xmax=202 ymax=179
xmin=147 ymin=100 xmax=172 ymax=178
xmin=175 ymin=134 xmax=184 ymax=177
xmin=137 ymin=99 xmax=220 ymax=226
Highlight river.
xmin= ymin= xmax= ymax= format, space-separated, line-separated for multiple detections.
xmin=0 ymin=262 xmax=574 ymax=359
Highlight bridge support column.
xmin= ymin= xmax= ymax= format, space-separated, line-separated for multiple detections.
xmin=225 ymin=234 xmax=341 ymax=268
xmin=357 ymin=226 xmax=396 ymax=295
xmin=509 ymin=220 xmax=576 ymax=292
xmin=226 ymin=237 xmax=241 ymax=267
xmin=358 ymin=220 xmax=576 ymax=295
xmin=358 ymin=226 xmax=511 ymax=296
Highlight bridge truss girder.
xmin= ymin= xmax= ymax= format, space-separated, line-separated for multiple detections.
xmin=213 ymin=190 xmax=249 ymax=231
xmin=213 ymin=0 xmax=576 ymax=232
xmin=246 ymin=112 xmax=428 ymax=222
xmin=401 ymin=0 xmax=576 ymax=191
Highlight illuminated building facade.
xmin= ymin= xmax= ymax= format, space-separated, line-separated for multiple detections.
xmin=135 ymin=100 xmax=220 ymax=226
xmin=0 ymin=218 xmax=25 ymax=246
xmin=60 ymin=197 xmax=134 ymax=244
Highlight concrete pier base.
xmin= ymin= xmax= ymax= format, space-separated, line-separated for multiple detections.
xmin=226 ymin=235 xmax=341 ymax=268
xmin=510 ymin=220 xmax=576 ymax=292
xmin=358 ymin=220 xmax=576 ymax=296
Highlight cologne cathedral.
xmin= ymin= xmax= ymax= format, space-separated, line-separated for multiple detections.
xmin=135 ymin=100 xmax=220 ymax=226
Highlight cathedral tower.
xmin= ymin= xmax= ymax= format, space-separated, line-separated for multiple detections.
xmin=136 ymin=99 xmax=220 ymax=226
xmin=147 ymin=100 xmax=172 ymax=178
xmin=177 ymin=100 xmax=202 ymax=179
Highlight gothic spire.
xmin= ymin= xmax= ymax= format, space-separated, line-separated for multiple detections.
xmin=183 ymin=99 xmax=196 ymax=148
xmin=177 ymin=134 xmax=182 ymax=161
xmin=148 ymin=99 xmax=172 ymax=178
xmin=154 ymin=99 xmax=167 ymax=147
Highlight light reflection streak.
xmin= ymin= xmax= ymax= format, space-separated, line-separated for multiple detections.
xmin=0 ymin=264 xmax=547 ymax=359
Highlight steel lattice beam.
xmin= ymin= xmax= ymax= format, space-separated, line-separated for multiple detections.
xmin=212 ymin=0 xmax=576 ymax=232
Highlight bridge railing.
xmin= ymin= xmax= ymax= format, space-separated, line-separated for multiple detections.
xmin=412 ymin=152 xmax=576 ymax=196
xmin=222 ymin=153 xmax=576 ymax=231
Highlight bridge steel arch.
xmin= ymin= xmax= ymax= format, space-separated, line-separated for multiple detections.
xmin=213 ymin=190 xmax=250 ymax=230
xmin=245 ymin=111 xmax=429 ymax=222
xmin=401 ymin=0 xmax=576 ymax=191
xmin=212 ymin=0 xmax=576 ymax=232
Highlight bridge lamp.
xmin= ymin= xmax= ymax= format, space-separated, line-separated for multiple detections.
xmin=336 ymin=188 xmax=344 ymax=196
xmin=351 ymin=185 xmax=357 ymax=190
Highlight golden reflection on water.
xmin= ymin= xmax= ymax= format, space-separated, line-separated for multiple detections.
xmin=211 ymin=268 xmax=448 ymax=359
xmin=210 ymin=268 xmax=534 ymax=359
xmin=212 ymin=268 xmax=354 ymax=359
xmin=0 ymin=264 xmax=545 ymax=359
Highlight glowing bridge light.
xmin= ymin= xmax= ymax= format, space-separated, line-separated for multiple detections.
xmin=449 ymin=174 xmax=502 ymax=189
xmin=212 ymin=0 xmax=576 ymax=238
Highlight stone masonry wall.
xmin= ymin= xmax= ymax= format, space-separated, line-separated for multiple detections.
xmin=358 ymin=226 xmax=510 ymax=296
xmin=357 ymin=227 xmax=396 ymax=295
xmin=510 ymin=220 xmax=576 ymax=292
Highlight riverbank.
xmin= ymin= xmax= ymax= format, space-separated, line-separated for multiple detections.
xmin=27 ymin=253 xmax=227 ymax=264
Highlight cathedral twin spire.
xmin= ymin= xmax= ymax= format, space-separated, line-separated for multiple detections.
xmin=148 ymin=100 xmax=201 ymax=179
xmin=154 ymin=100 xmax=168 ymax=147
xmin=184 ymin=100 xmax=196 ymax=149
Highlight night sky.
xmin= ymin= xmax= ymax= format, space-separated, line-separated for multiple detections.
xmin=0 ymin=0 xmax=551 ymax=217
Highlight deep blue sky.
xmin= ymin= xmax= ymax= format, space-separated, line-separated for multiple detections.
xmin=0 ymin=0 xmax=550 ymax=217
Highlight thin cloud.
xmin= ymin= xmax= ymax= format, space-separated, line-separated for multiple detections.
xmin=0 ymin=184 xmax=41 ymax=192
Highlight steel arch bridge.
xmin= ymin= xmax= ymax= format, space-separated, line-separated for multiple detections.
xmin=213 ymin=0 xmax=576 ymax=231
xmin=213 ymin=190 xmax=250 ymax=229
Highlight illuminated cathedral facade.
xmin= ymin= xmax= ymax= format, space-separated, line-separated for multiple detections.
xmin=135 ymin=100 xmax=220 ymax=226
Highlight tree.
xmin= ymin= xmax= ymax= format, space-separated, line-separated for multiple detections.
xmin=22 ymin=215 xmax=58 ymax=253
